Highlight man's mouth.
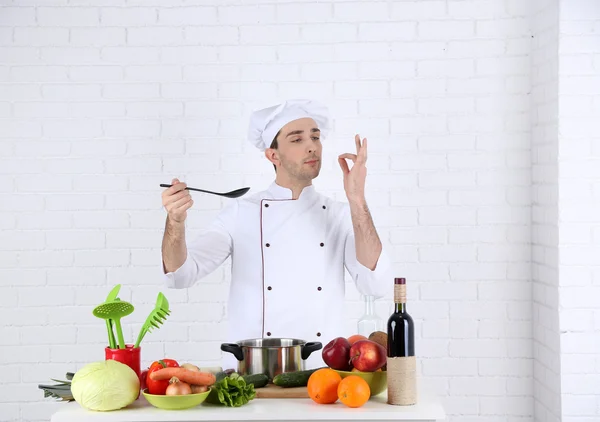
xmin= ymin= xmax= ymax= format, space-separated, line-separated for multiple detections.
xmin=305 ymin=159 xmax=319 ymax=164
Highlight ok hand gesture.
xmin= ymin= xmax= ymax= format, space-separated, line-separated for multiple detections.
xmin=338 ymin=134 xmax=368 ymax=204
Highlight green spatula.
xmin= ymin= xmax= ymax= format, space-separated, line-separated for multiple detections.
xmin=134 ymin=292 xmax=171 ymax=348
xmin=93 ymin=300 xmax=134 ymax=349
xmin=104 ymin=284 xmax=121 ymax=349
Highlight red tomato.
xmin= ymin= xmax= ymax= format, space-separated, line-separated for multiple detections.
xmin=146 ymin=359 xmax=179 ymax=395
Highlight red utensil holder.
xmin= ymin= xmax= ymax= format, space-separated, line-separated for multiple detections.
xmin=105 ymin=344 xmax=142 ymax=398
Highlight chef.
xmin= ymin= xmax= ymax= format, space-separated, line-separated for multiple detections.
xmin=160 ymin=99 xmax=392 ymax=371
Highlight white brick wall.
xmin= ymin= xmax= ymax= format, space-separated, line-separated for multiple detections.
xmin=558 ymin=1 xmax=600 ymax=421
xmin=0 ymin=1 xmax=595 ymax=421
xmin=531 ymin=0 xmax=561 ymax=422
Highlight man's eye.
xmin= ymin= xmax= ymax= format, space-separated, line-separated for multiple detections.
xmin=291 ymin=139 xmax=301 ymax=142
xmin=312 ymin=137 xmax=320 ymax=141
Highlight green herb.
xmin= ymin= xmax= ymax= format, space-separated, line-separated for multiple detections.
xmin=206 ymin=372 xmax=256 ymax=407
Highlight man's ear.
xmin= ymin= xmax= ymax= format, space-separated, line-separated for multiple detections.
xmin=265 ymin=148 xmax=279 ymax=167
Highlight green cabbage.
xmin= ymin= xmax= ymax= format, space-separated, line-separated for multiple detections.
xmin=71 ymin=360 xmax=140 ymax=411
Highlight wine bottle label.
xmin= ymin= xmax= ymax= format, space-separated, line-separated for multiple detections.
xmin=394 ymin=284 xmax=407 ymax=304
xmin=387 ymin=356 xmax=417 ymax=405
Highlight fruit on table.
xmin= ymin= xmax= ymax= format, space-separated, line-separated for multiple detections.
xmin=368 ymin=331 xmax=387 ymax=349
xmin=307 ymin=368 xmax=342 ymax=404
xmin=337 ymin=375 xmax=370 ymax=408
xmin=349 ymin=340 xmax=387 ymax=372
xmin=368 ymin=331 xmax=388 ymax=370
xmin=347 ymin=334 xmax=368 ymax=345
xmin=322 ymin=337 xmax=352 ymax=371
xmin=146 ymin=359 xmax=179 ymax=395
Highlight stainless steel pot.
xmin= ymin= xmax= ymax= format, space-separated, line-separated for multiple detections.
xmin=221 ymin=338 xmax=322 ymax=381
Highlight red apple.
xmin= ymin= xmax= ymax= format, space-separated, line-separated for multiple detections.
xmin=349 ymin=340 xmax=387 ymax=372
xmin=322 ymin=337 xmax=352 ymax=371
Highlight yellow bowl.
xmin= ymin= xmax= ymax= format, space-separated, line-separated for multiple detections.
xmin=142 ymin=388 xmax=211 ymax=410
xmin=333 ymin=370 xmax=387 ymax=396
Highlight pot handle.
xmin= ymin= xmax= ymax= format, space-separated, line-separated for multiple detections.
xmin=301 ymin=341 xmax=322 ymax=360
xmin=221 ymin=343 xmax=244 ymax=361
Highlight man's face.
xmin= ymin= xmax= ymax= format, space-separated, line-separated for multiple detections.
xmin=272 ymin=117 xmax=323 ymax=182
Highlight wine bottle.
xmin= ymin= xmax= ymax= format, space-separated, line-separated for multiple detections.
xmin=386 ymin=277 xmax=416 ymax=405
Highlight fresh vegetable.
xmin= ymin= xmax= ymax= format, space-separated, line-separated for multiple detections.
xmin=198 ymin=366 xmax=223 ymax=374
xmin=180 ymin=363 xmax=200 ymax=372
xmin=146 ymin=359 xmax=179 ymax=395
xmin=242 ymin=373 xmax=269 ymax=388
xmin=38 ymin=372 xmax=75 ymax=402
xmin=205 ymin=372 xmax=256 ymax=407
xmin=71 ymin=360 xmax=139 ymax=411
xmin=214 ymin=369 xmax=236 ymax=382
xmin=273 ymin=367 xmax=325 ymax=388
xmin=165 ymin=377 xmax=192 ymax=396
xmin=149 ymin=367 xmax=216 ymax=386
xmin=191 ymin=384 xmax=208 ymax=394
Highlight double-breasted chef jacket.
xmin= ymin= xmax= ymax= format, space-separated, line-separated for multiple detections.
xmin=162 ymin=181 xmax=392 ymax=370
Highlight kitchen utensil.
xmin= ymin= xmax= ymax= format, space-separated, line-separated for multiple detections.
xmin=220 ymin=338 xmax=322 ymax=381
xmin=133 ymin=292 xmax=171 ymax=348
xmin=334 ymin=369 xmax=387 ymax=396
xmin=105 ymin=344 xmax=141 ymax=380
xmin=159 ymin=184 xmax=250 ymax=198
xmin=104 ymin=284 xmax=121 ymax=349
xmin=142 ymin=387 xmax=212 ymax=410
xmin=93 ymin=300 xmax=134 ymax=349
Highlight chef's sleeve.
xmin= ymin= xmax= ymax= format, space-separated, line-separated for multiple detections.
xmin=342 ymin=207 xmax=392 ymax=298
xmin=161 ymin=200 xmax=237 ymax=289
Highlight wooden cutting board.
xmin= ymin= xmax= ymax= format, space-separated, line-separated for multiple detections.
xmin=255 ymin=383 xmax=309 ymax=398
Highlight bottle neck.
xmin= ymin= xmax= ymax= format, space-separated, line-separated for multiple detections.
xmin=395 ymin=302 xmax=407 ymax=313
xmin=393 ymin=283 xmax=407 ymax=312
xmin=364 ymin=295 xmax=374 ymax=314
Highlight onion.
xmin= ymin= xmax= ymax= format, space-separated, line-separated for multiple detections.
xmin=191 ymin=385 xmax=208 ymax=394
xmin=180 ymin=363 xmax=200 ymax=372
xmin=165 ymin=377 xmax=192 ymax=396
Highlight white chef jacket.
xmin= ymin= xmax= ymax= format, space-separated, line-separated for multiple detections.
xmin=162 ymin=182 xmax=392 ymax=371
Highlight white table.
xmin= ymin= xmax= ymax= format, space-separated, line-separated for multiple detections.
xmin=50 ymin=388 xmax=445 ymax=422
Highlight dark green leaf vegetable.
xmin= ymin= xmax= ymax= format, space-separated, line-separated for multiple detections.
xmin=205 ymin=372 xmax=256 ymax=407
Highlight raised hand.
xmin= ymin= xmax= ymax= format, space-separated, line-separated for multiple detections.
xmin=338 ymin=134 xmax=368 ymax=203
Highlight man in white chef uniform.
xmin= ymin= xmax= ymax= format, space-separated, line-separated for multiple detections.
xmin=160 ymin=99 xmax=392 ymax=371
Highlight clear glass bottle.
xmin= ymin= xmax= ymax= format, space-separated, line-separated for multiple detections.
xmin=357 ymin=295 xmax=382 ymax=336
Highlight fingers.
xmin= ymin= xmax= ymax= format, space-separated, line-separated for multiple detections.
xmin=338 ymin=156 xmax=350 ymax=174
xmin=162 ymin=179 xmax=187 ymax=200
xmin=171 ymin=194 xmax=193 ymax=210
xmin=164 ymin=194 xmax=193 ymax=222
xmin=339 ymin=153 xmax=357 ymax=162
xmin=357 ymin=137 xmax=367 ymax=163
xmin=355 ymin=134 xmax=361 ymax=153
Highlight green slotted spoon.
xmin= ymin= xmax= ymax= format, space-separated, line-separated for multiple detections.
xmin=104 ymin=284 xmax=121 ymax=349
xmin=134 ymin=292 xmax=171 ymax=348
xmin=93 ymin=300 xmax=134 ymax=349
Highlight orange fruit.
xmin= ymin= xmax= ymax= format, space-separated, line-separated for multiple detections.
xmin=337 ymin=375 xmax=371 ymax=408
xmin=307 ymin=368 xmax=342 ymax=404
xmin=347 ymin=334 xmax=368 ymax=345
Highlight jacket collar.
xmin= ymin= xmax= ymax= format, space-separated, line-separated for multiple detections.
xmin=266 ymin=181 xmax=317 ymax=201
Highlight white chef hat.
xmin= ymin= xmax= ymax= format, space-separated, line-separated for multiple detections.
xmin=247 ymin=99 xmax=331 ymax=151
